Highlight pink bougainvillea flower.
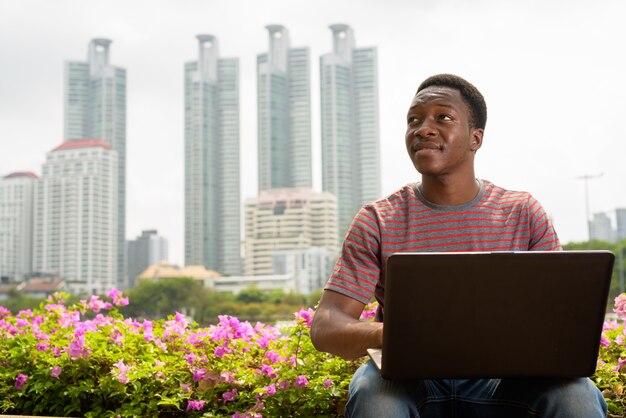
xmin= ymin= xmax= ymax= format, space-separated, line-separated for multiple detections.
xmin=256 ymin=334 xmax=271 ymax=349
xmin=604 ymin=320 xmax=620 ymax=331
xmin=86 ymin=295 xmax=112 ymax=313
xmin=360 ymin=303 xmax=377 ymax=320
xmin=263 ymin=383 xmax=276 ymax=396
xmin=106 ymin=288 xmax=130 ymax=307
xmin=186 ymin=400 xmax=206 ymax=411
xmin=261 ymin=364 xmax=277 ymax=378
xmin=58 ymin=311 xmax=80 ymax=328
xmin=601 ymin=335 xmax=610 ymax=347
xmin=180 ymin=383 xmax=191 ymax=393
xmin=154 ymin=338 xmax=167 ymax=351
xmin=278 ymin=380 xmax=290 ymax=391
xmin=265 ymin=350 xmax=280 ymax=364
xmin=106 ymin=288 xmax=122 ymax=300
xmin=173 ymin=312 xmax=188 ymax=328
xmin=613 ymin=357 xmax=626 ymax=372
xmin=0 ymin=306 xmax=10 ymax=318
xmin=50 ymin=366 xmax=62 ymax=378
xmin=294 ymin=308 xmax=314 ymax=327
xmin=68 ymin=334 xmax=89 ymax=359
xmin=192 ymin=368 xmax=206 ymax=382
xmin=220 ymin=371 xmax=234 ymax=383
xmin=324 ymin=378 xmax=333 ymax=388
xmin=295 ymin=375 xmax=308 ymax=388
xmin=113 ymin=359 xmax=131 ymax=384
xmin=17 ymin=309 xmax=33 ymax=318
xmin=15 ymin=373 xmax=28 ymax=390
xmin=615 ymin=294 xmax=626 ymax=320
xmin=215 ymin=345 xmax=230 ymax=358
xmin=111 ymin=328 xmax=124 ymax=347
xmin=184 ymin=352 xmax=196 ymax=364
xmin=223 ymin=388 xmax=238 ymax=402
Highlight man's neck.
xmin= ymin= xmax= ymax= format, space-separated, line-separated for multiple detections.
xmin=419 ymin=175 xmax=480 ymax=206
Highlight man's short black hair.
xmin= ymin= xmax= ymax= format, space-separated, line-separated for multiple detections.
xmin=417 ymin=74 xmax=487 ymax=130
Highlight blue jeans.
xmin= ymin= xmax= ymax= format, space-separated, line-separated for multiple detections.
xmin=345 ymin=361 xmax=607 ymax=417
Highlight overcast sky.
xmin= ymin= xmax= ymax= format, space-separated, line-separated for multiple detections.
xmin=1 ymin=0 xmax=625 ymax=266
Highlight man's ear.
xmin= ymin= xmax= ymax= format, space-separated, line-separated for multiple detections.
xmin=470 ymin=128 xmax=484 ymax=152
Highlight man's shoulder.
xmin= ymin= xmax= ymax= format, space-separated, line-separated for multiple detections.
xmin=481 ymin=179 xmax=533 ymax=205
xmin=364 ymin=183 xmax=417 ymax=212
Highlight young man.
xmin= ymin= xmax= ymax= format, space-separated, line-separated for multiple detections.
xmin=310 ymin=74 xmax=607 ymax=417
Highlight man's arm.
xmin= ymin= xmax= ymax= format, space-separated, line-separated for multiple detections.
xmin=310 ymin=289 xmax=383 ymax=360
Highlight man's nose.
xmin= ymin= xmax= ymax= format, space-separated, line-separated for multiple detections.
xmin=414 ymin=120 xmax=437 ymax=138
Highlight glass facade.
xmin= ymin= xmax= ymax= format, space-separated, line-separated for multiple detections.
xmin=257 ymin=26 xmax=312 ymax=192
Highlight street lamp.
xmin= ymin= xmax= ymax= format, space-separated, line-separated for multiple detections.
xmin=576 ymin=173 xmax=604 ymax=245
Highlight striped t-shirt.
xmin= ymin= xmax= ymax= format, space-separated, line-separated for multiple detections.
xmin=325 ymin=179 xmax=561 ymax=309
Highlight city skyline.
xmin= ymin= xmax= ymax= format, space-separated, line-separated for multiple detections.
xmin=2 ymin=0 xmax=625 ymax=266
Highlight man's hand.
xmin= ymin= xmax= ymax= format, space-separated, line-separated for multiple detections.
xmin=310 ymin=290 xmax=383 ymax=360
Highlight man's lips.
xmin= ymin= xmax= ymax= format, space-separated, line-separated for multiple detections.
xmin=411 ymin=141 xmax=443 ymax=152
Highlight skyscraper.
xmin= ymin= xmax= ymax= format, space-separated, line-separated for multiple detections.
xmin=589 ymin=212 xmax=615 ymax=243
xmin=184 ymin=35 xmax=241 ymax=275
xmin=127 ymin=230 xmax=168 ymax=289
xmin=33 ymin=140 xmax=118 ymax=295
xmin=257 ymin=25 xmax=312 ymax=191
xmin=320 ymin=24 xmax=380 ymax=237
xmin=0 ymin=172 xmax=37 ymax=282
xmin=64 ymin=38 xmax=126 ymax=289
xmin=616 ymin=208 xmax=626 ymax=242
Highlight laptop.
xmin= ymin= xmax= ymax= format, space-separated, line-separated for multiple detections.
xmin=367 ymin=251 xmax=614 ymax=380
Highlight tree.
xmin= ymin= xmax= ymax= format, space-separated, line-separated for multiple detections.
xmin=235 ymin=286 xmax=266 ymax=303
xmin=120 ymin=277 xmax=205 ymax=320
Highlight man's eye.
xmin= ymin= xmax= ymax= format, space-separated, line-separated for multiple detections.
xmin=439 ymin=114 xmax=453 ymax=121
xmin=407 ymin=116 xmax=419 ymax=123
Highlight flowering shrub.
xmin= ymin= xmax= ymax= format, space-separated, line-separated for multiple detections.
xmin=11 ymin=289 xmax=626 ymax=417
xmin=0 ymin=292 xmax=378 ymax=417
xmin=596 ymin=294 xmax=626 ymax=417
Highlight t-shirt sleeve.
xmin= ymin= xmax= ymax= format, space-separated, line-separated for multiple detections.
xmin=324 ymin=206 xmax=381 ymax=304
xmin=527 ymin=196 xmax=562 ymax=251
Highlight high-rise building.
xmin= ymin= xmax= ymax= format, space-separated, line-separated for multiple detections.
xmin=64 ymin=38 xmax=127 ymax=289
xmin=184 ymin=35 xmax=241 ymax=275
xmin=244 ymin=188 xmax=338 ymax=276
xmin=320 ymin=24 xmax=380 ymax=237
xmin=589 ymin=212 xmax=615 ymax=243
xmin=616 ymin=208 xmax=626 ymax=242
xmin=257 ymin=25 xmax=311 ymax=191
xmin=127 ymin=230 xmax=168 ymax=288
xmin=33 ymin=140 xmax=118 ymax=295
xmin=0 ymin=172 xmax=37 ymax=282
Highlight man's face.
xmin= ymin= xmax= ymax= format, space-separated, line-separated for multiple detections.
xmin=405 ymin=86 xmax=483 ymax=177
